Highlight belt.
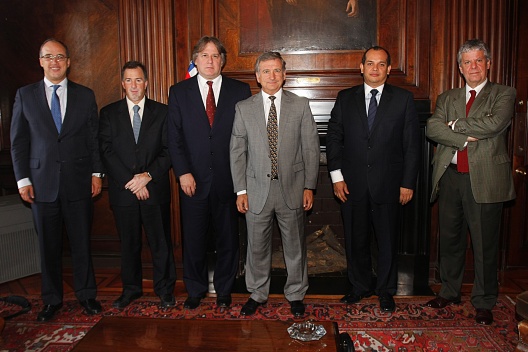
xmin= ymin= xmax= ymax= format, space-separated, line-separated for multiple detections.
xmin=448 ymin=163 xmax=469 ymax=174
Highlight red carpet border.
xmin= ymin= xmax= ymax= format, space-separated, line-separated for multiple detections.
xmin=0 ymin=295 xmax=520 ymax=351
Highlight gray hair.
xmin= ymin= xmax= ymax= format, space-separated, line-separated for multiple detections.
xmin=457 ymin=39 xmax=491 ymax=65
xmin=255 ymin=52 xmax=286 ymax=73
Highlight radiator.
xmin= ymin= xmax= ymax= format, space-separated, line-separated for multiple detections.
xmin=0 ymin=194 xmax=41 ymax=283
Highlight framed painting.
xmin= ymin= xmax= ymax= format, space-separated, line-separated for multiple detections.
xmin=239 ymin=0 xmax=377 ymax=53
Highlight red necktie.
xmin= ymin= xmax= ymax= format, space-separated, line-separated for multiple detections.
xmin=457 ymin=89 xmax=476 ymax=173
xmin=206 ymin=81 xmax=216 ymax=127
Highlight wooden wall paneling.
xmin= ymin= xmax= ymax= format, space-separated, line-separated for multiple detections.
xmin=506 ymin=0 xmax=528 ymax=268
xmin=118 ymin=0 xmax=175 ymax=104
xmin=50 ymin=0 xmax=123 ymax=261
xmin=0 ymin=0 xmax=55 ymax=195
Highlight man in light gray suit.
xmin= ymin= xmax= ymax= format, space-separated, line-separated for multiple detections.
xmin=230 ymin=51 xmax=320 ymax=317
xmin=426 ymin=39 xmax=516 ymax=325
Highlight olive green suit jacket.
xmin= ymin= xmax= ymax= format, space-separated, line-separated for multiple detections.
xmin=427 ymin=81 xmax=516 ymax=203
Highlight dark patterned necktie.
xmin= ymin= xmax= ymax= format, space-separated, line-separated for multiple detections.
xmin=367 ymin=89 xmax=378 ymax=131
xmin=267 ymin=96 xmax=278 ymax=179
xmin=457 ymin=89 xmax=476 ymax=173
xmin=133 ymin=105 xmax=141 ymax=143
xmin=206 ymin=81 xmax=216 ymax=127
xmin=51 ymin=85 xmax=62 ymax=132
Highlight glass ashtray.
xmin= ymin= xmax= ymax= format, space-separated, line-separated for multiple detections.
xmin=287 ymin=321 xmax=326 ymax=341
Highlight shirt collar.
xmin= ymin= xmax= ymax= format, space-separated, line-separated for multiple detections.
xmin=363 ymin=83 xmax=384 ymax=97
xmin=262 ymin=88 xmax=283 ymax=101
xmin=197 ymin=74 xmax=222 ymax=88
xmin=126 ymin=96 xmax=146 ymax=113
xmin=466 ymin=79 xmax=487 ymax=96
xmin=44 ymin=77 xmax=68 ymax=88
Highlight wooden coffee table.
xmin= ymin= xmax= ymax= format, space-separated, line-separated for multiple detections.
xmin=73 ymin=316 xmax=341 ymax=351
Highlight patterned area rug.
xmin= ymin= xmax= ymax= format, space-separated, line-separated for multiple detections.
xmin=0 ymin=295 xmax=520 ymax=351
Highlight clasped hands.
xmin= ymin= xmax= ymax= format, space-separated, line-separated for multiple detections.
xmin=125 ymin=172 xmax=151 ymax=200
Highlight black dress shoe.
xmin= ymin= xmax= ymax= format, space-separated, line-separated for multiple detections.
xmin=113 ymin=292 xmax=142 ymax=309
xmin=160 ymin=294 xmax=176 ymax=308
xmin=216 ymin=295 xmax=232 ymax=307
xmin=240 ymin=298 xmax=266 ymax=316
xmin=475 ymin=308 xmax=493 ymax=325
xmin=184 ymin=296 xmax=202 ymax=309
xmin=340 ymin=291 xmax=373 ymax=304
xmin=289 ymin=300 xmax=305 ymax=317
xmin=80 ymin=299 xmax=102 ymax=315
xmin=37 ymin=303 xmax=63 ymax=322
xmin=379 ymin=293 xmax=396 ymax=313
xmin=425 ymin=296 xmax=461 ymax=309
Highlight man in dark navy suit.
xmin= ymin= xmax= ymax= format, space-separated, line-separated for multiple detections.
xmin=10 ymin=38 xmax=104 ymax=321
xmin=99 ymin=61 xmax=176 ymax=309
xmin=168 ymin=36 xmax=251 ymax=309
xmin=327 ymin=46 xmax=420 ymax=313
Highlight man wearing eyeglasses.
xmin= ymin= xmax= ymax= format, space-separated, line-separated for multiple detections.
xmin=10 ymin=38 xmax=104 ymax=322
xmin=168 ymin=36 xmax=251 ymax=310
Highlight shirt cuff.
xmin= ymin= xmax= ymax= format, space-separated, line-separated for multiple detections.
xmin=237 ymin=190 xmax=247 ymax=196
xmin=330 ymin=169 xmax=344 ymax=183
xmin=17 ymin=178 xmax=32 ymax=189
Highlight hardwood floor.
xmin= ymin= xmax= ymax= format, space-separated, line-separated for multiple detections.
xmin=1 ymin=267 xmax=527 ymax=299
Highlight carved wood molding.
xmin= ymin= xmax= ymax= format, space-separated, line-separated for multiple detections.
xmin=119 ymin=0 xmax=175 ymax=104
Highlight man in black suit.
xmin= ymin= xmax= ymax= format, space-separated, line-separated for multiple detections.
xmin=326 ymin=46 xmax=420 ymax=313
xmin=168 ymin=36 xmax=252 ymax=309
xmin=10 ymin=38 xmax=104 ymax=321
xmin=99 ymin=61 xmax=176 ymax=309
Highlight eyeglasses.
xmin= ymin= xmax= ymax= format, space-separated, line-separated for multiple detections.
xmin=40 ymin=54 xmax=69 ymax=62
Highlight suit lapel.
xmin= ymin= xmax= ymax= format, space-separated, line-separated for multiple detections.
xmin=117 ymin=100 xmax=136 ymax=143
xmin=187 ymin=76 xmax=210 ymax=128
xmin=353 ymin=86 xmax=369 ymax=133
xmin=372 ymin=84 xmax=394 ymax=134
xmin=252 ymin=93 xmax=268 ymax=149
xmin=62 ymin=81 xmax=78 ymax=135
xmin=468 ymin=82 xmax=491 ymax=118
xmin=445 ymin=87 xmax=466 ymax=122
xmin=33 ymin=80 xmax=59 ymax=135
xmin=215 ymin=76 xmax=228 ymax=127
xmin=141 ymin=99 xmax=155 ymax=135
xmin=277 ymin=90 xmax=292 ymax=151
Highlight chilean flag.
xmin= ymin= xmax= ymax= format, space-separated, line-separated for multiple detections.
xmin=185 ymin=61 xmax=197 ymax=79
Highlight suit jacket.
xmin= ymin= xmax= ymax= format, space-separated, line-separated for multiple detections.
xmin=99 ymin=98 xmax=171 ymax=206
xmin=326 ymin=84 xmax=420 ymax=203
xmin=10 ymin=80 xmax=102 ymax=202
xmin=426 ymin=81 xmax=516 ymax=203
xmin=230 ymin=90 xmax=320 ymax=214
xmin=168 ymin=75 xmax=252 ymax=201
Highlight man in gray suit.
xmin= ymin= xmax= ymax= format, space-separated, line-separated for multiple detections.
xmin=426 ymin=39 xmax=516 ymax=325
xmin=230 ymin=51 xmax=320 ymax=317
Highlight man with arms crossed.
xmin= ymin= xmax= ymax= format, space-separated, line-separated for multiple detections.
xmin=426 ymin=39 xmax=516 ymax=325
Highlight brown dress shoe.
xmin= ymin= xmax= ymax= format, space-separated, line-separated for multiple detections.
xmin=425 ymin=296 xmax=461 ymax=308
xmin=475 ymin=308 xmax=493 ymax=325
